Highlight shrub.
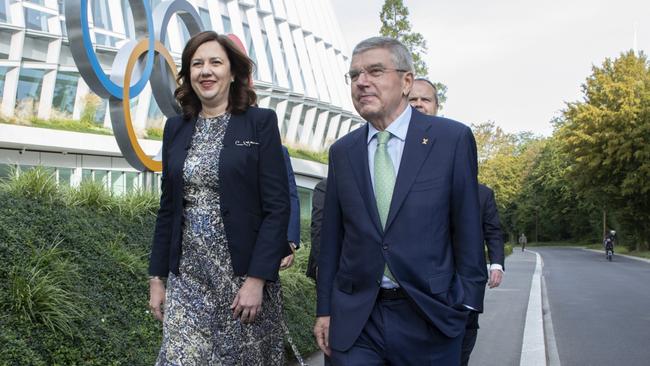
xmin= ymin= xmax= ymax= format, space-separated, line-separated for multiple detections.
xmin=62 ymin=180 xmax=115 ymax=210
xmin=0 ymin=180 xmax=320 ymax=364
xmin=1 ymin=166 xmax=59 ymax=203
xmin=5 ymin=237 xmax=84 ymax=335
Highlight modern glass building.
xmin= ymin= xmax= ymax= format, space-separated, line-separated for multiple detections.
xmin=0 ymin=0 xmax=363 ymax=210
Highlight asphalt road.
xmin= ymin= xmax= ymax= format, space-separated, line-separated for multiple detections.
xmin=536 ymin=247 xmax=650 ymax=366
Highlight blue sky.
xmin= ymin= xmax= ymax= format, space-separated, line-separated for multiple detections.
xmin=330 ymin=0 xmax=648 ymax=136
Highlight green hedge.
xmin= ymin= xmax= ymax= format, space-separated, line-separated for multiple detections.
xmin=0 ymin=168 xmax=318 ymax=365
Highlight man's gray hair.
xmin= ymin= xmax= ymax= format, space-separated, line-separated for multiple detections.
xmin=352 ymin=37 xmax=414 ymax=73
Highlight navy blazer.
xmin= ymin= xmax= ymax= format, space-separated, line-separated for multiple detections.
xmin=316 ymin=108 xmax=488 ymax=351
xmin=282 ymin=146 xmax=301 ymax=247
xmin=479 ymin=183 xmax=504 ymax=268
xmin=149 ymin=107 xmax=290 ymax=281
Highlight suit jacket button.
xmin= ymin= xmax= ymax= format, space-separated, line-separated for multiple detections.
xmin=382 ymin=244 xmax=388 ymax=250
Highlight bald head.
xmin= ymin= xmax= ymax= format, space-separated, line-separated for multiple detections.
xmin=409 ymin=79 xmax=438 ymax=116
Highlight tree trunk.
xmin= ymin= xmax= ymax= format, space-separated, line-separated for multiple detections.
xmin=602 ymin=209 xmax=607 ymax=240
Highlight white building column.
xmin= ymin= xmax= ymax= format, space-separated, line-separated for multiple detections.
xmin=324 ymin=114 xmax=341 ymax=147
xmin=310 ymin=110 xmax=329 ymax=150
xmin=274 ymin=99 xmax=288 ymax=136
xmin=72 ymin=78 xmax=90 ymax=120
xmin=1 ymin=66 xmax=19 ymax=117
xmin=284 ymin=103 xmax=303 ymax=144
xmin=338 ymin=118 xmax=352 ymax=139
xmin=298 ymin=106 xmax=317 ymax=146
xmin=37 ymin=69 xmax=57 ymax=119
xmin=245 ymin=7 xmax=272 ymax=83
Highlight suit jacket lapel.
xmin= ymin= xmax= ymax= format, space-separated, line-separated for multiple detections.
xmin=384 ymin=113 xmax=435 ymax=231
xmin=347 ymin=124 xmax=383 ymax=234
xmin=178 ymin=116 xmax=197 ymax=169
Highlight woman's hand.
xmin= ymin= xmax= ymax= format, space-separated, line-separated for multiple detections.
xmin=149 ymin=277 xmax=166 ymax=322
xmin=231 ymin=277 xmax=265 ymax=323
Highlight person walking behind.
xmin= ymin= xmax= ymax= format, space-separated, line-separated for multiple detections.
xmin=519 ymin=233 xmax=527 ymax=252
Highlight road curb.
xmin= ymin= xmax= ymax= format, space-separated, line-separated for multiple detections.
xmin=520 ymin=251 xmax=547 ymax=366
xmin=582 ymin=248 xmax=650 ymax=264
xmin=541 ymin=274 xmax=561 ymax=366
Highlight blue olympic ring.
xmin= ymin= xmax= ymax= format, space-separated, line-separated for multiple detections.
xmin=79 ymin=0 xmax=154 ymax=99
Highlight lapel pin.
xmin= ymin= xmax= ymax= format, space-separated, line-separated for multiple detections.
xmin=422 ymin=138 xmax=428 ymax=145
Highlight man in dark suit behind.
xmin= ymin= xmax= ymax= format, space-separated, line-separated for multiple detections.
xmin=280 ymin=146 xmax=301 ymax=269
xmin=306 ymin=178 xmax=327 ymax=281
xmin=313 ymin=36 xmax=487 ymax=365
xmin=461 ymin=183 xmax=505 ymax=366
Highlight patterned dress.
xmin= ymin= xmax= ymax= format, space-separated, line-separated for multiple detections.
xmin=156 ymin=114 xmax=285 ymax=366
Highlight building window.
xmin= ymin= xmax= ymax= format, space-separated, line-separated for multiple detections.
xmin=94 ymin=170 xmax=109 ymax=189
xmin=52 ymin=71 xmax=79 ymax=115
xmin=58 ymin=167 xmax=73 ymax=186
xmin=242 ymin=24 xmax=258 ymax=79
xmin=125 ymin=172 xmax=139 ymax=192
xmin=24 ymin=8 xmax=49 ymax=32
xmin=221 ymin=15 xmax=232 ymax=34
xmin=91 ymin=0 xmax=110 ymax=30
xmin=0 ymin=30 xmax=10 ymax=59
xmin=111 ymin=171 xmax=125 ymax=195
xmin=262 ymin=31 xmax=277 ymax=85
xmin=0 ymin=163 xmax=14 ymax=180
xmin=60 ymin=20 xmax=67 ymax=37
xmin=0 ymin=66 xmax=7 ymax=104
xmin=0 ymin=0 xmax=8 ymax=23
xmin=121 ymin=0 xmax=134 ymax=38
xmin=199 ymin=8 xmax=212 ymax=30
xmin=15 ymin=68 xmax=46 ymax=113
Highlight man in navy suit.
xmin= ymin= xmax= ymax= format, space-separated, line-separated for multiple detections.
xmin=280 ymin=146 xmax=301 ymax=269
xmin=408 ymin=88 xmax=505 ymax=365
xmin=461 ymin=183 xmax=504 ymax=366
xmin=313 ymin=36 xmax=487 ymax=365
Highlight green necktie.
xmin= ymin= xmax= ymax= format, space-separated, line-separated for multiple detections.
xmin=374 ymin=131 xmax=396 ymax=282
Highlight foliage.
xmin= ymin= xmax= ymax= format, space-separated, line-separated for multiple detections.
xmin=285 ymin=145 xmax=329 ymax=164
xmin=29 ymin=116 xmax=113 ymax=136
xmin=146 ymin=127 xmax=164 ymax=140
xmin=1 ymin=166 xmax=59 ymax=203
xmin=80 ymin=93 xmax=102 ymax=125
xmin=558 ymin=51 xmax=650 ymax=249
xmin=0 ymin=175 xmax=320 ymax=364
xmin=5 ymin=237 xmax=84 ymax=335
xmin=379 ymin=0 xmax=428 ymax=76
xmin=379 ymin=0 xmax=448 ymax=110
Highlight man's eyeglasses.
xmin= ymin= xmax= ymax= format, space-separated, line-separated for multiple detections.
xmin=344 ymin=67 xmax=408 ymax=85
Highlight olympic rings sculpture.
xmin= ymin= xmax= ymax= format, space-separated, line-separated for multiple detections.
xmin=65 ymin=0 xmax=245 ymax=172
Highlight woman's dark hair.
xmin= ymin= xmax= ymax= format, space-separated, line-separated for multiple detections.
xmin=174 ymin=31 xmax=257 ymax=119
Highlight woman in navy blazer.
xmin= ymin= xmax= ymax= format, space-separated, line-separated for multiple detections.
xmin=148 ymin=31 xmax=290 ymax=365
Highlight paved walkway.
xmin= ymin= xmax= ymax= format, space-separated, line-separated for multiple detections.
xmin=292 ymin=249 xmax=538 ymax=366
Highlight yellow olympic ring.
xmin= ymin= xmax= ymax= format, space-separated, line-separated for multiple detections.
xmin=122 ymin=40 xmax=178 ymax=172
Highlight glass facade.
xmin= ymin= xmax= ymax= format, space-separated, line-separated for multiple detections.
xmin=199 ymin=8 xmax=212 ymax=30
xmin=0 ymin=0 xmax=8 ymax=23
xmin=24 ymin=8 xmax=49 ymax=32
xmin=221 ymin=15 xmax=232 ymax=34
xmin=15 ymin=68 xmax=45 ymax=110
xmin=0 ymin=66 xmax=7 ymax=104
xmin=52 ymin=71 xmax=78 ymax=115
xmin=0 ymin=0 xmax=356 ymax=185
xmin=91 ymin=0 xmax=109 ymax=29
xmin=58 ymin=167 xmax=72 ymax=186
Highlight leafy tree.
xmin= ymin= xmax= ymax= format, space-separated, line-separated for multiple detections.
xmin=558 ymin=51 xmax=650 ymax=250
xmin=379 ymin=0 xmax=448 ymax=109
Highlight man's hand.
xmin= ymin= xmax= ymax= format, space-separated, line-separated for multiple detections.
xmin=314 ymin=316 xmax=331 ymax=356
xmin=280 ymin=254 xmax=294 ymax=270
xmin=149 ymin=278 xmax=166 ymax=322
xmin=488 ymin=269 xmax=503 ymax=288
xmin=231 ymin=277 xmax=265 ymax=323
